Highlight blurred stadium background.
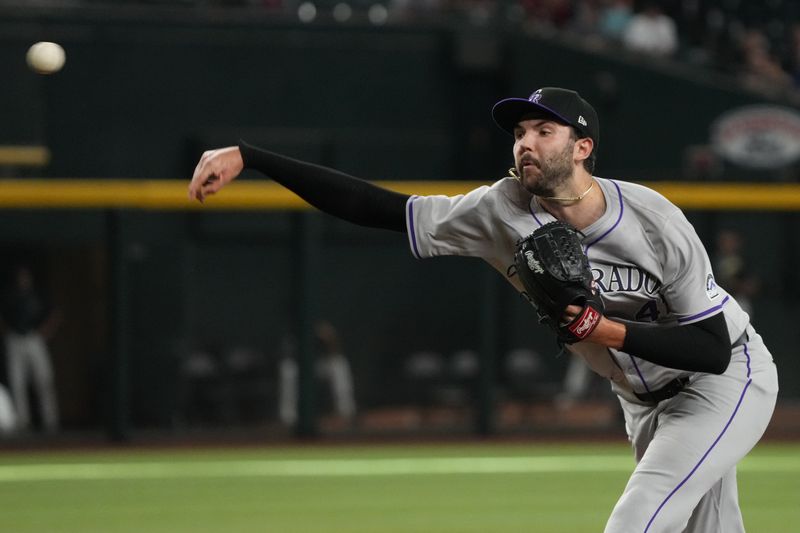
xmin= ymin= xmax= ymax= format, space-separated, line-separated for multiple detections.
xmin=1 ymin=0 xmax=799 ymax=530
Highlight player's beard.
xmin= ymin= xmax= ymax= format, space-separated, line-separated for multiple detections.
xmin=517 ymin=140 xmax=575 ymax=197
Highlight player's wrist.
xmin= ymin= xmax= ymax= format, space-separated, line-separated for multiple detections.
xmin=237 ymin=140 xmax=253 ymax=168
xmin=585 ymin=316 xmax=626 ymax=349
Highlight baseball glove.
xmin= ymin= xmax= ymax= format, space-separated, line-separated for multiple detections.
xmin=514 ymin=221 xmax=604 ymax=344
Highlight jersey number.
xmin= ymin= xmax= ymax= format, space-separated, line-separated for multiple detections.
xmin=635 ymin=300 xmax=660 ymax=322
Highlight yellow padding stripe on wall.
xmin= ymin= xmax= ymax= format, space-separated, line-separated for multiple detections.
xmin=0 ymin=179 xmax=798 ymax=210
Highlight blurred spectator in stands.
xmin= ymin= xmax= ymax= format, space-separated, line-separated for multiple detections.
xmin=520 ymin=0 xmax=574 ymax=31
xmin=713 ymin=229 xmax=760 ymax=318
xmin=683 ymin=144 xmax=722 ymax=181
xmin=390 ymin=0 xmax=444 ymax=22
xmin=569 ymin=0 xmax=601 ymax=39
xmin=786 ymin=23 xmax=800 ymax=89
xmin=0 ymin=264 xmax=60 ymax=434
xmin=736 ymin=28 xmax=793 ymax=93
xmin=598 ymin=0 xmax=633 ymax=44
xmin=278 ymin=320 xmax=356 ymax=426
xmin=622 ymin=2 xmax=678 ymax=57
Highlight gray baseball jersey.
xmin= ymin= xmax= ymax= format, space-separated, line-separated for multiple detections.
xmin=406 ymin=176 xmax=778 ymax=532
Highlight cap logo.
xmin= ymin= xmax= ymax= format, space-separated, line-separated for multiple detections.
xmin=578 ymin=116 xmax=587 ymax=126
xmin=530 ymin=91 xmax=542 ymax=104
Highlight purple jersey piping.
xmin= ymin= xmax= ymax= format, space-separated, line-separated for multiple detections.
xmin=528 ymin=201 xmax=545 ymax=227
xmin=643 ymin=348 xmax=752 ymax=533
xmin=407 ymin=196 xmax=421 ymax=259
xmin=628 ymin=355 xmax=653 ymax=394
xmin=632 ymin=296 xmax=732 ymax=400
xmin=527 ymin=179 xmax=624 ymax=237
xmin=744 ymin=342 xmax=752 ymax=379
xmin=677 ymin=296 xmax=730 ymax=324
xmin=585 ymin=179 xmax=624 ymax=253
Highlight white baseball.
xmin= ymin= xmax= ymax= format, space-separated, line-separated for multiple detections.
xmin=26 ymin=41 xmax=66 ymax=75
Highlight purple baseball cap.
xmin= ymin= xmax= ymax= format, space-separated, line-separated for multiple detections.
xmin=492 ymin=87 xmax=599 ymax=147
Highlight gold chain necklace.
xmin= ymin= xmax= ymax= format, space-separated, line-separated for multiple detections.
xmin=539 ymin=180 xmax=594 ymax=203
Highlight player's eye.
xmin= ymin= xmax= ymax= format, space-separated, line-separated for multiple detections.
xmin=514 ymin=129 xmax=524 ymax=140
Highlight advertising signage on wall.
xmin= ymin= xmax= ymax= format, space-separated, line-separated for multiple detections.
xmin=711 ymin=105 xmax=800 ymax=170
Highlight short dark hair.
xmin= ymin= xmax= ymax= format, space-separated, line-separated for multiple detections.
xmin=570 ymin=127 xmax=596 ymax=174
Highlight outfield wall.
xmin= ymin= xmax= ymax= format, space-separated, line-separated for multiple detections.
xmin=0 ymin=7 xmax=798 ymax=437
xmin=0 ymin=181 xmax=797 ymax=437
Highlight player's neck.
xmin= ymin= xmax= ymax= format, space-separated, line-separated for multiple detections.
xmin=537 ymin=175 xmax=606 ymax=230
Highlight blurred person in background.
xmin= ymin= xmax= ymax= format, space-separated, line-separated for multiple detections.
xmin=520 ymin=0 xmax=574 ymax=30
xmin=788 ymin=23 xmax=800 ymax=89
xmin=735 ymin=28 xmax=793 ymax=93
xmin=713 ymin=230 xmax=760 ymax=319
xmin=555 ymin=352 xmax=598 ymax=410
xmin=279 ymin=320 xmax=356 ymax=427
xmin=0 ymin=385 xmax=15 ymax=436
xmin=598 ymin=0 xmax=633 ymax=44
xmin=0 ymin=264 xmax=60 ymax=434
xmin=622 ymin=2 xmax=678 ymax=57
xmin=0 ymin=363 xmax=15 ymax=435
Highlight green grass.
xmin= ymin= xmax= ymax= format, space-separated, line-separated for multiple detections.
xmin=0 ymin=442 xmax=796 ymax=532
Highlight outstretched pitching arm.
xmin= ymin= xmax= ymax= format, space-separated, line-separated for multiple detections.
xmin=189 ymin=141 xmax=409 ymax=232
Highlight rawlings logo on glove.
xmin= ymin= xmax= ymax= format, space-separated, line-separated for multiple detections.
xmin=525 ymin=251 xmax=545 ymax=274
xmin=514 ymin=221 xmax=604 ymax=344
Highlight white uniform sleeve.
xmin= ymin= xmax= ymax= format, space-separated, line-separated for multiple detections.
xmin=406 ymin=186 xmax=501 ymax=259
xmin=659 ymin=210 xmax=725 ymax=324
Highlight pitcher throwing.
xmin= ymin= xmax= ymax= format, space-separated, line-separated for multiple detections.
xmin=189 ymin=87 xmax=778 ymax=532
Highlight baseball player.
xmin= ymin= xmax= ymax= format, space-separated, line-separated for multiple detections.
xmin=189 ymin=87 xmax=778 ymax=532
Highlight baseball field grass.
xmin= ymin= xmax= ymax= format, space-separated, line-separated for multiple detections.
xmin=0 ymin=441 xmax=797 ymax=532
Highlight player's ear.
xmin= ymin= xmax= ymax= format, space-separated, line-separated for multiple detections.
xmin=574 ymin=137 xmax=594 ymax=164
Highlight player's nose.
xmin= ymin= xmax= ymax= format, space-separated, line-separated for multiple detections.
xmin=516 ymin=134 xmax=537 ymax=157
xmin=515 ymin=128 xmax=539 ymax=150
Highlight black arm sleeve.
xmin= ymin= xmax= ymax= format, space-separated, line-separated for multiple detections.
xmin=622 ymin=312 xmax=731 ymax=374
xmin=239 ymin=140 xmax=408 ymax=233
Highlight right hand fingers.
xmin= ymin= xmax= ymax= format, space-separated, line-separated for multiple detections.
xmin=561 ymin=304 xmax=582 ymax=324
xmin=188 ymin=146 xmax=243 ymax=202
xmin=188 ymin=151 xmax=215 ymax=202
